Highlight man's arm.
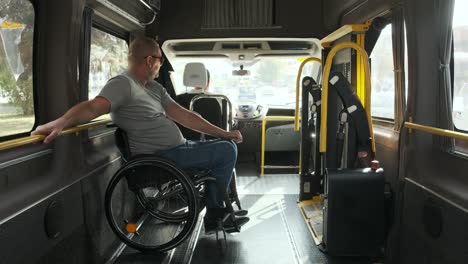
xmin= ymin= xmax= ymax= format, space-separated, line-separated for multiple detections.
xmin=31 ymin=97 xmax=111 ymax=143
xmin=165 ymin=101 xmax=243 ymax=143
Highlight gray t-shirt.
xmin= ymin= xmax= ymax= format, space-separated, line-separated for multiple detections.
xmin=98 ymin=72 xmax=186 ymax=154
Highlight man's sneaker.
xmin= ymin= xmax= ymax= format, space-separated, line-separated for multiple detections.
xmin=204 ymin=208 xmax=250 ymax=235
xmin=223 ymin=214 xmax=250 ymax=233
xmin=233 ymin=209 xmax=248 ymax=217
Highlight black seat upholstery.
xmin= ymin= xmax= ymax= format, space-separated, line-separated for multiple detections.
xmin=176 ymin=93 xmax=224 ymax=140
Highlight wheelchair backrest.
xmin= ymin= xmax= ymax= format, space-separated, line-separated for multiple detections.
xmin=115 ymin=127 xmax=132 ymax=161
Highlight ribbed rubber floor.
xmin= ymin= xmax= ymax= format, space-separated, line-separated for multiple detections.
xmin=190 ymin=193 xmax=327 ymax=264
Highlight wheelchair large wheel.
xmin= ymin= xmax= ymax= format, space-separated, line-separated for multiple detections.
xmin=105 ymin=156 xmax=199 ymax=253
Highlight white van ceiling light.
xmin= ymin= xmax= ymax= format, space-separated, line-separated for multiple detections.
xmin=91 ymin=0 xmax=158 ymax=29
xmin=147 ymin=0 xmax=161 ymax=11
xmin=138 ymin=0 xmax=157 ymax=26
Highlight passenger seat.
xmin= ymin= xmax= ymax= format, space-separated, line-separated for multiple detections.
xmin=176 ymin=62 xmax=224 ymax=140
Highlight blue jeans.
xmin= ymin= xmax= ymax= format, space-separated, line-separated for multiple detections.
xmin=158 ymin=139 xmax=237 ymax=208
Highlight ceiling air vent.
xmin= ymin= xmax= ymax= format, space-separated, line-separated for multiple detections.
xmin=268 ymin=41 xmax=312 ymax=50
xmin=222 ymin=43 xmax=241 ymax=49
xmin=172 ymin=42 xmax=216 ymax=51
xmin=244 ymin=43 xmax=262 ymax=50
xmin=203 ymin=0 xmax=275 ymax=29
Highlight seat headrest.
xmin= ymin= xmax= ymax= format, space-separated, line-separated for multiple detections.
xmin=183 ymin=62 xmax=207 ymax=87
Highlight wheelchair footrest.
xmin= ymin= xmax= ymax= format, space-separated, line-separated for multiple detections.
xmin=233 ymin=209 xmax=248 ymax=217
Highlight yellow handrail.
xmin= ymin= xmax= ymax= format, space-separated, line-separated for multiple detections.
xmin=320 ymin=21 xmax=371 ymax=47
xmin=356 ymin=33 xmax=366 ymax=103
xmin=320 ymin=42 xmax=375 ymax=154
xmin=0 ymin=118 xmax=112 ymax=152
xmin=404 ymin=122 xmax=468 ymax=141
xmin=261 ymin=116 xmax=300 ymax=176
xmin=294 ymin=57 xmax=322 ymax=131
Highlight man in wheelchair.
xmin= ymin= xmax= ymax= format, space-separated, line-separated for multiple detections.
xmin=32 ymin=37 xmax=249 ymax=235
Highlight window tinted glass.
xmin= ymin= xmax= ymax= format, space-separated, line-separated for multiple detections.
xmin=453 ymin=0 xmax=468 ymax=131
xmin=370 ymin=24 xmax=395 ymax=119
xmin=0 ymin=0 xmax=35 ymax=137
xmin=89 ymin=27 xmax=128 ymax=100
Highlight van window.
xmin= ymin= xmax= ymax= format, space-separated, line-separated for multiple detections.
xmin=370 ymin=24 xmax=395 ymax=119
xmin=88 ymin=27 xmax=127 ymax=121
xmin=453 ymin=0 xmax=468 ymax=131
xmin=88 ymin=27 xmax=128 ymax=100
xmin=0 ymin=0 xmax=35 ymax=138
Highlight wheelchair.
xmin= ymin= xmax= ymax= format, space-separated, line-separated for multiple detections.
xmin=104 ymin=128 xmax=244 ymax=253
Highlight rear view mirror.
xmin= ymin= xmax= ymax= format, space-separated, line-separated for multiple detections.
xmin=232 ymin=65 xmax=250 ymax=76
xmin=232 ymin=69 xmax=250 ymax=76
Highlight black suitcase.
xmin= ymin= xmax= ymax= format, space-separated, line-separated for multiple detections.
xmin=322 ymin=167 xmax=385 ymax=256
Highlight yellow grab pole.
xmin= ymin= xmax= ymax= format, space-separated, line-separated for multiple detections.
xmin=0 ymin=118 xmax=112 ymax=151
xmin=320 ymin=42 xmax=375 ymax=154
xmin=294 ymin=57 xmax=322 ymax=131
xmin=356 ymin=33 xmax=366 ymax=103
xmin=404 ymin=122 xmax=468 ymax=141
xmin=0 ymin=135 xmax=46 ymax=151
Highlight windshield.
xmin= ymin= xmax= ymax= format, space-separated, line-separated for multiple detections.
xmin=170 ymin=57 xmax=320 ymax=109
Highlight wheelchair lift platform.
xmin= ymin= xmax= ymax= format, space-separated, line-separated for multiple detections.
xmin=297 ymin=197 xmax=324 ymax=246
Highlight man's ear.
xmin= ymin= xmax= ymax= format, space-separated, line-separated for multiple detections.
xmin=145 ymin=58 xmax=152 ymax=68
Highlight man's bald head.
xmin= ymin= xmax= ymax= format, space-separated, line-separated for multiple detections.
xmin=127 ymin=37 xmax=163 ymax=81
xmin=128 ymin=37 xmax=160 ymax=64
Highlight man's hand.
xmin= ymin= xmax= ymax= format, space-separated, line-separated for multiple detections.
xmin=166 ymin=102 xmax=243 ymax=143
xmin=31 ymin=118 xmax=67 ymax=144
xmin=223 ymin=130 xmax=243 ymax=143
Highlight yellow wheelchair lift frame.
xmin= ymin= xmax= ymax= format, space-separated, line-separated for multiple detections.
xmin=297 ymin=22 xmax=376 ymax=246
xmin=320 ymin=41 xmax=375 ymax=154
